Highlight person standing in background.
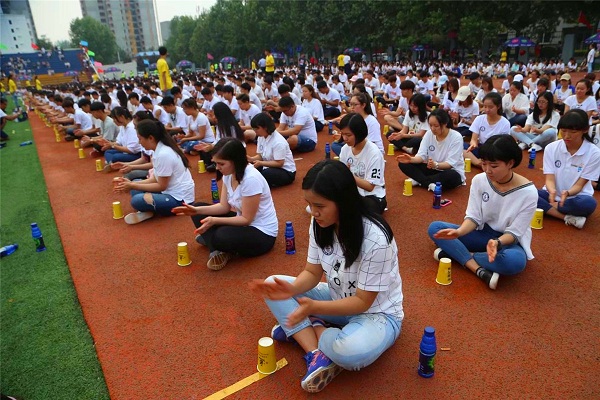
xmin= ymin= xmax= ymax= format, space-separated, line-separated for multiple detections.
xmin=157 ymin=46 xmax=173 ymax=96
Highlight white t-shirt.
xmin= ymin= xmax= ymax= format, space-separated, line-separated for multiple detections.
xmin=188 ymin=112 xmax=214 ymax=143
xmin=402 ymin=112 xmax=430 ymax=133
xmin=153 ymin=105 xmax=170 ymax=126
xmin=416 ymin=79 xmax=434 ymax=95
xmin=239 ymin=104 xmax=261 ymax=127
xmin=322 ymin=88 xmax=342 ymax=112
xmin=466 ymin=173 xmax=538 ymax=260
xmin=306 ymin=217 xmax=403 ymax=321
xmin=116 ymin=121 xmax=142 ymax=153
xmin=223 ymin=165 xmax=278 ymax=237
xmin=257 ymin=130 xmax=296 ymax=173
xmin=416 ymin=129 xmax=466 ymax=183
xmin=339 ymin=140 xmax=386 ymax=199
xmin=152 ymin=142 xmax=195 ymax=203
xmin=363 ymin=114 xmax=384 ymax=153
xmin=95 ymin=116 xmax=118 ymax=141
xmin=168 ymin=106 xmax=189 ymax=133
xmin=524 ymin=110 xmax=560 ymax=130
xmin=470 ymin=115 xmax=510 ymax=144
xmin=302 ymin=98 xmax=326 ymax=124
xmin=474 ymin=88 xmax=497 ymax=104
xmin=442 ymin=91 xmax=458 ymax=111
xmin=201 ymin=96 xmax=219 ymax=113
xmin=384 ymin=84 xmax=401 ymax=100
xmin=248 ymin=91 xmax=262 ymax=109
xmin=74 ymin=109 xmax=93 ymax=130
xmin=281 ymin=105 xmax=318 ymax=143
xmin=502 ymin=93 xmax=530 ymax=119
xmin=543 ymin=139 xmax=600 ymax=200
xmin=553 ymin=86 xmax=574 ymax=103
xmin=564 ymin=95 xmax=596 ymax=113
xmin=454 ymin=102 xmax=480 ymax=127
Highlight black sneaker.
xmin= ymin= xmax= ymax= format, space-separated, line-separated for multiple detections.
xmin=65 ymin=135 xmax=75 ymax=141
xmin=476 ymin=268 xmax=499 ymax=290
xmin=195 ymin=234 xmax=206 ymax=246
xmin=206 ymin=163 xmax=216 ymax=172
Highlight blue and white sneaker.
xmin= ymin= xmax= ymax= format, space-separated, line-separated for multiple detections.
xmin=271 ymin=324 xmax=296 ymax=344
xmin=300 ymin=350 xmax=342 ymax=393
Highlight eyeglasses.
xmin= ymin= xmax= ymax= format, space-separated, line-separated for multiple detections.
xmin=349 ymin=102 xmax=361 ymax=106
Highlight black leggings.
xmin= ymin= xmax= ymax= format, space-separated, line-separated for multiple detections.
xmin=256 ymin=166 xmax=295 ymax=188
xmin=398 ymin=163 xmax=463 ymax=190
xmin=191 ymin=202 xmax=276 ymax=256
xmin=387 ymin=134 xmax=422 ymax=153
xmin=364 ymin=195 xmax=387 ymax=214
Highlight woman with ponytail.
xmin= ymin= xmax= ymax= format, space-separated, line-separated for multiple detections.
xmin=114 ymin=119 xmax=195 ymax=224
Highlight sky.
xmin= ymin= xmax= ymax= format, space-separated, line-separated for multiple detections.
xmin=29 ymin=0 xmax=217 ymax=43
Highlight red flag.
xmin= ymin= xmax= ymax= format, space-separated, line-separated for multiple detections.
xmin=206 ymin=53 xmax=214 ymax=60
xmin=578 ymin=11 xmax=592 ymax=29
xmin=31 ymin=43 xmax=39 ymax=50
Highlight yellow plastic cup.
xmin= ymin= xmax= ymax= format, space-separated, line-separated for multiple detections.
xmin=78 ymin=148 xmax=85 ymax=159
xmin=387 ymin=143 xmax=395 ymax=156
xmin=333 ymin=156 xmax=340 ymax=161
xmin=436 ymin=257 xmax=452 ymax=285
xmin=95 ymin=159 xmax=103 ymax=172
xmin=464 ymin=158 xmax=472 ymax=172
xmin=177 ymin=242 xmax=192 ymax=266
xmin=403 ymin=179 xmax=413 ymax=196
xmin=55 ymin=133 xmax=61 ymax=142
xmin=383 ymin=125 xmax=390 ymax=135
xmin=530 ymin=208 xmax=544 ymax=230
xmin=74 ymin=139 xmax=80 ymax=148
xmin=197 ymin=160 xmax=206 ymax=173
xmin=257 ymin=337 xmax=277 ymax=374
xmin=112 ymin=201 xmax=124 ymax=219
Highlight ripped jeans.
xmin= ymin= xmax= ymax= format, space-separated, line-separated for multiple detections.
xmin=264 ymin=275 xmax=402 ymax=371
xmin=130 ymin=190 xmax=184 ymax=216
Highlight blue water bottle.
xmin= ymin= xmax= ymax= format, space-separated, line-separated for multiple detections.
xmin=418 ymin=326 xmax=437 ymax=378
xmin=433 ymin=182 xmax=442 ymax=209
xmin=0 ymin=243 xmax=19 ymax=257
xmin=20 ymin=140 xmax=33 ymax=146
xmin=285 ymin=221 xmax=296 ymax=255
xmin=328 ymin=121 xmax=333 ymax=135
xmin=528 ymin=148 xmax=536 ymax=169
xmin=210 ymin=178 xmax=219 ymax=204
xmin=325 ymin=142 xmax=331 ymax=159
xmin=31 ymin=223 xmax=46 ymax=252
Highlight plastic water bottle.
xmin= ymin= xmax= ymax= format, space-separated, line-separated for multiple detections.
xmin=285 ymin=221 xmax=296 ymax=255
xmin=0 ymin=243 xmax=18 ymax=257
xmin=325 ymin=142 xmax=331 ymax=159
xmin=31 ymin=223 xmax=46 ymax=252
xmin=418 ymin=326 xmax=437 ymax=378
xmin=328 ymin=122 xmax=333 ymax=135
xmin=528 ymin=148 xmax=536 ymax=169
xmin=210 ymin=178 xmax=219 ymax=204
xmin=20 ymin=140 xmax=33 ymax=146
xmin=433 ymin=182 xmax=442 ymax=209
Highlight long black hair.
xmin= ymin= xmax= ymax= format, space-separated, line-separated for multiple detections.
xmin=302 ymin=160 xmax=393 ymax=268
xmin=408 ymin=93 xmax=428 ymax=122
xmin=213 ymin=102 xmax=245 ymax=141
xmin=212 ymin=137 xmax=248 ymax=182
xmin=532 ymin=91 xmax=554 ymax=125
xmin=136 ymin=119 xmax=190 ymax=169
xmin=558 ymin=109 xmax=593 ymax=142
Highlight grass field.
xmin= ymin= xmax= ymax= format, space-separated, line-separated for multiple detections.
xmin=0 ymin=109 xmax=109 ymax=399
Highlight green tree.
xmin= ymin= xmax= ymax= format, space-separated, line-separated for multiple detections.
xmin=68 ymin=16 xmax=118 ymax=63
xmin=36 ymin=35 xmax=53 ymax=50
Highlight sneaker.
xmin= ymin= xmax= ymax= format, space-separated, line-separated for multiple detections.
xmin=518 ymin=142 xmax=529 ymax=150
xmin=528 ymin=144 xmax=543 ymax=152
xmin=64 ymin=135 xmax=75 ymax=141
xmin=271 ymin=324 xmax=297 ymax=344
xmin=89 ymin=149 xmax=102 ymax=158
xmin=409 ymin=178 xmax=421 ymax=187
xmin=195 ymin=234 xmax=206 ymax=246
xmin=207 ymin=250 xmax=232 ymax=270
xmin=433 ymin=248 xmax=449 ymax=261
xmin=427 ymin=183 xmax=436 ymax=192
xmin=206 ymin=163 xmax=216 ymax=172
xmin=404 ymin=147 xmax=414 ymax=154
xmin=564 ymin=215 xmax=586 ymax=229
xmin=124 ymin=211 xmax=154 ymax=225
xmin=476 ymin=268 xmax=499 ymax=290
xmin=102 ymin=163 xmax=113 ymax=173
xmin=305 ymin=205 xmax=311 ymax=214
xmin=301 ymin=350 xmax=343 ymax=393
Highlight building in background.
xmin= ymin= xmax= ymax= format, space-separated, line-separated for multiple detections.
xmin=0 ymin=0 xmax=38 ymax=53
xmin=80 ymin=0 xmax=161 ymax=57
xmin=160 ymin=20 xmax=170 ymax=45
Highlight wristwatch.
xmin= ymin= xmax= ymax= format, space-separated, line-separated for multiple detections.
xmin=494 ymin=238 xmax=502 ymax=250
xmin=434 ymin=161 xmax=439 ymax=169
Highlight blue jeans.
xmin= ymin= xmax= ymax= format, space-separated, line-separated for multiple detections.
xmin=130 ymin=189 xmax=184 ymax=216
xmin=427 ymin=222 xmax=527 ymax=275
xmin=180 ymin=140 xmax=199 ymax=153
xmin=510 ymin=128 xmax=557 ymax=148
xmin=331 ymin=140 xmax=344 ymax=156
xmin=264 ymin=275 xmax=402 ymax=371
xmin=508 ymin=114 xmax=527 ymax=127
xmin=104 ymin=149 xmax=141 ymax=163
xmin=537 ymin=189 xmax=597 ymax=217
xmin=295 ymin=136 xmax=316 ymax=153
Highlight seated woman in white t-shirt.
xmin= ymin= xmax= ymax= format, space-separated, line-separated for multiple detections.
xmin=398 ymin=109 xmax=465 ymax=192
xmin=113 ymin=119 xmax=195 ymax=225
xmin=301 ymin=84 xmax=326 ymax=132
xmin=387 ymin=94 xmax=429 ymax=155
xmin=450 ymin=86 xmax=479 ymax=137
xmin=338 ymin=113 xmax=387 ymax=214
xmin=464 ymin=92 xmax=511 ymax=168
xmin=247 ymin=113 xmax=296 ymax=188
xmin=564 ymin=79 xmax=596 ymax=123
xmin=511 ymin=91 xmax=560 ymax=152
xmin=429 ymin=135 xmax=538 ymax=290
xmin=537 ymin=110 xmax=600 ymax=229
xmin=179 ymin=98 xmax=214 ymax=155
xmin=172 ymin=138 xmax=278 ymax=270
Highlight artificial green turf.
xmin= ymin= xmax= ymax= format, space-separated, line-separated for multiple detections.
xmin=0 ymin=109 xmax=110 ymax=399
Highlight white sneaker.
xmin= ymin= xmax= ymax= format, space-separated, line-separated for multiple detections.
xmin=529 ymin=144 xmax=543 ymax=152
xmin=405 ymin=147 xmax=414 ymax=154
xmin=428 ymin=183 xmax=436 ymax=191
xmin=124 ymin=211 xmax=154 ymax=225
xmin=518 ymin=142 xmax=529 ymax=150
xmin=409 ymin=178 xmax=421 ymax=187
xmin=564 ymin=215 xmax=586 ymax=229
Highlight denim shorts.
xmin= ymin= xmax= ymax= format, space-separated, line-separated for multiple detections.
xmin=295 ymin=136 xmax=316 ymax=153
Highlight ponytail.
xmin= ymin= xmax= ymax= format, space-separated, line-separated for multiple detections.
xmin=136 ymin=119 xmax=190 ymax=169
